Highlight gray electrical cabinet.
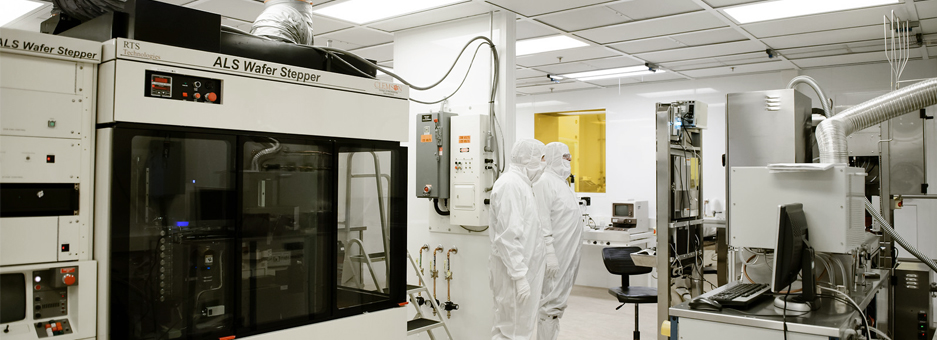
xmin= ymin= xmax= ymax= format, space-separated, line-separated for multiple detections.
xmin=894 ymin=262 xmax=934 ymax=340
xmin=726 ymin=89 xmax=813 ymax=168
xmin=415 ymin=111 xmax=455 ymax=199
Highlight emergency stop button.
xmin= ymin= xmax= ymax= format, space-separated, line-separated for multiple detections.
xmin=207 ymin=92 xmax=217 ymax=102
xmin=62 ymin=274 xmax=75 ymax=286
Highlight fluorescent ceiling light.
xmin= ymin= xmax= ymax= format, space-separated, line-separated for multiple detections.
xmin=557 ymin=66 xmax=648 ymax=80
xmin=314 ymin=0 xmax=463 ymax=24
xmin=724 ymin=0 xmax=899 ymax=24
xmin=0 ymin=0 xmax=43 ymax=27
xmin=516 ymin=35 xmax=588 ymax=56
xmin=578 ymin=70 xmax=664 ymax=81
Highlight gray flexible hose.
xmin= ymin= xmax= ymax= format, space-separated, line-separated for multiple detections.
xmin=51 ymin=0 xmax=126 ymax=21
xmin=251 ymin=138 xmax=281 ymax=171
xmin=251 ymin=0 xmax=315 ymax=45
xmin=816 ymin=78 xmax=937 ymax=163
xmin=788 ymin=75 xmax=833 ymax=118
xmin=865 ymin=198 xmax=937 ymax=274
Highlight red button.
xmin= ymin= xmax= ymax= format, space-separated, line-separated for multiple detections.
xmin=35 ymin=285 xmax=41 ymax=290
xmin=207 ymin=92 xmax=217 ymax=102
xmin=62 ymin=274 xmax=76 ymax=286
xmin=183 ymin=92 xmax=188 ymax=98
xmin=195 ymin=93 xmax=201 ymax=99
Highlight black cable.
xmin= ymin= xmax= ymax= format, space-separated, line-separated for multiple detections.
xmin=433 ymin=198 xmax=450 ymax=216
xmin=783 ymin=283 xmax=791 ymax=340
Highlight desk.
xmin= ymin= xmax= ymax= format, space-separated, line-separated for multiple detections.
xmin=669 ymin=270 xmax=887 ymax=340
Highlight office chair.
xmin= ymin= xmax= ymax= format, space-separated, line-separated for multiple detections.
xmin=603 ymin=247 xmax=657 ymax=340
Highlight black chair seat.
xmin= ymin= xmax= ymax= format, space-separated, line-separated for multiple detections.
xmin=608 ymin=286 xmax=658 ymax=304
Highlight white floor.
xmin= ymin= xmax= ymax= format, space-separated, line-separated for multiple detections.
xmin=556 ymin=285 xmax=659 ymax=340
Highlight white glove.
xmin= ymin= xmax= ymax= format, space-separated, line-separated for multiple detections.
xmin=515 ymin=278 xmax=531 ymax=303
xmin=545 ymin=245 xmax=560 ymax=278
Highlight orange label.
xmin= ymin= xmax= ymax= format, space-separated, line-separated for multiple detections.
xmin=459 ymin=136 xmax=471 ymax=143
xmin=421 ymin=134 xmax=432 ymax=143
xmin=60 ymin=268 xmax=76 ymax=273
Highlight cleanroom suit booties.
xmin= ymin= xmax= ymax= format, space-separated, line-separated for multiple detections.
xmin=533 ymin=142 xmax=584 ymax=340
xmin=489 ymin=139 xmax=547 ymax=340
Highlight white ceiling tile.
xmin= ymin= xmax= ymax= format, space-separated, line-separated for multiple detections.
xmin=575 ymin=11 xmax=727 ymax=44
xmin=317 ymin=27 xmax=393 ymax=49
xmin=516 ymin=46 xmax=618 ymax=67
xmin=630 ymin=72 xmax=685 ymax=82
xmin=2 ymin=3 xmax=52 ymax=32
xmin=534 ymin=62 xmax=600 ymax=75
xmin=713 ymin=51 xmax=769 ymax=63
xmin=666 ymin=59 xmax=727 ymax=71
xmin=584 ymin=77 xmax=641 ymax=86
xmin=221 ymin=17 xmax=252 ymax=31
xmin=680 ymin=60 xmax=791 ymax=78
xmin=844 ymin=40 xmax=886 ymax=54
xmin=312 ymin=15 xmax=355 ymax=34
xmin=790 ymin=51 xmax=909 ymax=68
xmin=535 ymin=6 xmax=629 ymax=31
xmin=517 ymin=76 xmax=557 ymax=87
xmin=609 ymin=37 xmax=686 ymax=54
xmin=579 ymin=56 xmax=645 ymax=69
xmin=368 ymin=2 xmax=492 ymax=32
xmin=635 ymin=40 xmax=764 ymax=63
xmin=670 ymin=28 xmax=747 ymax=46
xmin=516 ymin=68 xmax=548 ymax=78
xmin=188 ymin=0 xmax=264 ymax=22
xmin=761 ymin=25 xmax=882 ymax=49
xmin=702 ymin=0 xmax=760 ymax=8
xmin=917 ymin=1 xmax=937 ymax=19
xmin=485 ymin=0 xmax=613 ymax=17
xmin=349 ymin=43 xmax=393 ymax=62
xmin=741 ymin=5 xmax=908 ymax=38
xmin=516 ymin=21 xmax=557 ymax=40
xmin=779 ymin=45 xmax=850 ymax=59
xmin=516 ymin=81 xmax=601 ymax=94
xmin=922 ymin=18 xmax=937 ymax=33
xmin=607 ymin=0 xmax=703 ymax=20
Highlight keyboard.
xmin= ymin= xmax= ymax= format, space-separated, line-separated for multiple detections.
xmin=698 ymin=282 xmax=771 ymax=308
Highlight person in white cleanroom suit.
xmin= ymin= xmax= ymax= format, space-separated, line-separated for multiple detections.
xmin=489 ymin=139 xmax=547 ymax=340
xmin=533 ymin=142 xmax=583 ymax=340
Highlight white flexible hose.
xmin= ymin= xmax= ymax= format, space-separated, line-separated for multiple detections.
xmin=788 ymin=75 xmax=833 ymax=118
xmin=869 ymin=326 xmax=893 ymax=340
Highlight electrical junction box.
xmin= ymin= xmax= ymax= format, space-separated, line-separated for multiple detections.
xmin=448 ymin=114 xmax=492 ymax=230
xmin=415 ymin=111 xmax=455 ymax=199
xmin=729 ymin=165 xmax=875 ymax=254
xmin=894 ymin=262 xmax=934 ymax=340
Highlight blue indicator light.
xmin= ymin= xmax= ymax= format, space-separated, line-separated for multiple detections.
xmin=176 ymin=221 xmax=190 ymax=227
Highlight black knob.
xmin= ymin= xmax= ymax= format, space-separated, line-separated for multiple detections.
xmin=415 ymin=296 xmax=425 ymax=306
xmin=444 ymin=301 xmax=460 ymax=311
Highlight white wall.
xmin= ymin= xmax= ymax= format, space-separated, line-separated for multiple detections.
xmin=395 ymin=13 xmax=515 ymax=340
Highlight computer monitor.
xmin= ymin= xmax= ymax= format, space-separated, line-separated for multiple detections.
xmin=771 ymin=203 xmax=818 ymax=310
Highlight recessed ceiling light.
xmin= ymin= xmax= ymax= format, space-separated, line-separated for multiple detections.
xmin=516 ymin=35 xmax=588 ymax=56
xmin=637 ymin=88 xmax=719 ymax=98
xmin=724 ymin=0 xmax=899 ymax=24
xmin=0 ymin=0 xmax=43 ymax=27
xmin=578 ymin=70 xmax=664 ymax=81
xmin=559 ymin=66 xmax=648 ymax=80
xmin=313 ymin=0 xmax=463 ymax=25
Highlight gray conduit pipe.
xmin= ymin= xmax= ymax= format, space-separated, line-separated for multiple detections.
xmin=788 ymin=75 xmax=833 ymax=118
xmin=864 ymin=198 xmax=937 ymax=274
xmin=817 ymin=78 xmax=937 ymax=163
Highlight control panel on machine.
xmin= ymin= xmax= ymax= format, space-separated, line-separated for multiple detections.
xmin=145 ymin=71 xmax=222 ymax=104
xmin=31 ymin=267 xmax=78 ymax=322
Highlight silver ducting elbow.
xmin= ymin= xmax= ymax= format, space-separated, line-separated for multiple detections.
xmin=251 ymin=138 xmax=281 ymax=171
xmin=817 ymin=78 xmax=937 ymax=164
xmin=251 ymin=0 xmax=315 ymax=45
xmin=51 ymin=0 xmax=126 ymax=21
xmin=788 ymin=75 xmax=833 ymax=118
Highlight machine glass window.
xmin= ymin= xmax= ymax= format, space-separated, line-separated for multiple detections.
xmin=336 ymin=147 xmax=395 ymax=309
xmin=239 ymin=136 xmax=332 ymax=330
xmin=113 ymin=130 xmax=236 ymax=339
xmin=534 ymin=109 xmax=606 ymax=193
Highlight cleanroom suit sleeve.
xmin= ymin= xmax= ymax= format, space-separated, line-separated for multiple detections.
xmin=491 ymin=188 xmax=529 ymax=281
xmin=533 ymin=182 xmax=555 ymax=247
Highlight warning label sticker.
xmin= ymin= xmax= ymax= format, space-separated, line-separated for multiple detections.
xmin=421 ymin=134 xmax=432 ymax=143
xmin=459 ymin=136 xmax=471 ymax=143
xmin=460 ymin=148 xmax=470 ymax=153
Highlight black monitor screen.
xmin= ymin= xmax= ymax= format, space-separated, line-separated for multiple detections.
xmin=0 ymin=273 xmax=26 ymax=323
xmin=772 ymin=203 xmax=808 ymax=293
xmin=614 ymin=204 xmax=632 ymax=217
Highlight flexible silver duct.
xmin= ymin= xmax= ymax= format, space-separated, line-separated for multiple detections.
xmin=51 ymin=0 xmax=126 ymax=22
xmin=865 ymin=198 xmax=937 ymax=274
xmin=251 ymin=138 xmax=281 ymax=171
xmin=788 ymin=75 xmax=833 ymax=118
xmin=251 ymin=0 xmax=315 ymax=45
xmin=816 ymin=78 xmax=937 ymax=163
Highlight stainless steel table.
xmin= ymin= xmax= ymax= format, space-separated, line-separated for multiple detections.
xmin=669 ymin=270 xmax=887 ymax=340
